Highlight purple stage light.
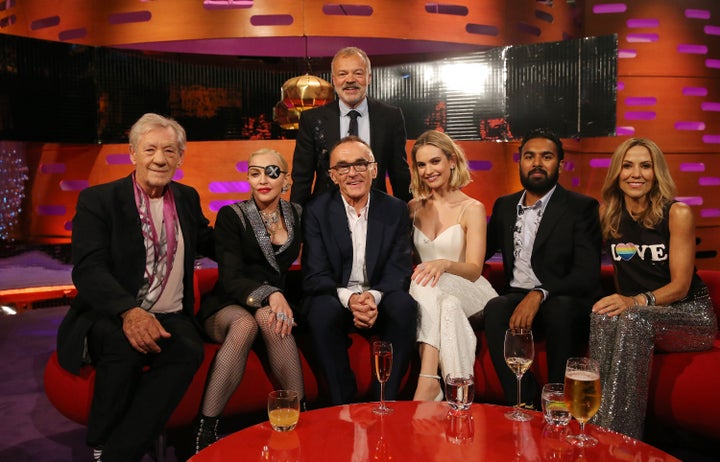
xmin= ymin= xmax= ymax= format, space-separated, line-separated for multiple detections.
xmin=685 ymin=9 xmax=711 ymax=20
xmin=593 ymin=4 xmax=627 ymax=14
xmin=209 ymin=181 xmax=251 ymax=193
xmin=683 ymin=87 xmax=708 ymax=96
xmin=678 ymin=44 xmax=708 ymax=54
xmin=674 ymin=122 xmax=705 ymax=131
xmin=59 ymin=180 xmax=89 ymax=191
xmin=676 ymin=196 xmax=703 ymax=206
xmin=624 ymin=111 xmax=656 ymax=120
xmin=699 ymin=177 xmax=720 ymax=186
xmin=680 ymin=163 xmax=706 ymax=173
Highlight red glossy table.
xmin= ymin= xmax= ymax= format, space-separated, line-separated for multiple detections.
xmin=189 ymin=401 xmax=680 ymax=461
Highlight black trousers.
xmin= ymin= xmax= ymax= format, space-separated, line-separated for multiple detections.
xmin=484 ymin=291 xmax=591 ymax=407
xmin=86 ymin=312 xmax=204 ymax=462
xmin=303 ymin=291 xmax=417 ymax=406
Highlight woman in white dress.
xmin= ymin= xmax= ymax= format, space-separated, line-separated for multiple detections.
xmin=409 ymin=130 xmax=498 ymax=401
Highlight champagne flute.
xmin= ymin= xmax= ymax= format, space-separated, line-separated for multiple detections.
xmin=372 ymin=340 xmax=393 ymax=415
xmin=504 ymin=328 xmax=534 ymax=421
xmin=564 ymin=357 xmax=601 ymax=447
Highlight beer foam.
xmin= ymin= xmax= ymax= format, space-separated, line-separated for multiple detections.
xmin=566 ymin=370 xmax=599 ymax=381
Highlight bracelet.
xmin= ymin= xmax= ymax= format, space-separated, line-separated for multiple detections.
xmin=644 ymin=291 xmax=656 ymax=306
xmin=640 ymin=293 xmax=649 ymax=306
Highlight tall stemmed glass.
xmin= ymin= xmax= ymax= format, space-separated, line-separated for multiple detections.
xmin=564 ymin=357 xmax=601 ymax=447
xmin=504 ymin=328 xmax=535 ymax=421
xmin=372 ymin=340 xmax=394 ymax=415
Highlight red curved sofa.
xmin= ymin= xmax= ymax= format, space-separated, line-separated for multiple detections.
xmin=44 ymin=268 xmax=320 ymax=433
xmin=45 ymin=264 xmax=720 ymax=443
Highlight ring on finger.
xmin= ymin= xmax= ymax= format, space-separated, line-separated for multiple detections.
xmin=276 ymin=312 xmax=287 ymax=322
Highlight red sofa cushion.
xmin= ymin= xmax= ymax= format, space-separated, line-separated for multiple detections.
xmin=44 ymin=268 xmax=319 ymax=428
xmin=650 ymin=339 xmax=720 ymax=438
xmin=44 ymin=351 xmax=95 ymax=424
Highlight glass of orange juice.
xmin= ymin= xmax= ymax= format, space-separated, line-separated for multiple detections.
xmin=268 ymin=390 xmax=300 ymax=432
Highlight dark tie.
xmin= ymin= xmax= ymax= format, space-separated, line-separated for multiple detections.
xmin=347 ymin=110 xmax=360 ymax=137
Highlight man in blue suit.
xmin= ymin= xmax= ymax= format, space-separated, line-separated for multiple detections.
xmin=290 ymin=46 xmax=411 ymax=206
xmin=301 ymin=136 xmax=417 ymax=405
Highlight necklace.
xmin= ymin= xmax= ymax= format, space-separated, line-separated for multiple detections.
xmin=259 ymin=208 xmax=281 ymax=235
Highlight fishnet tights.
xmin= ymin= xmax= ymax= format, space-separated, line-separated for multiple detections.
xmin=254 ymin=307 xmax=305 ymax=400
xmin=201 ymin=305 xmax=304 ymax=417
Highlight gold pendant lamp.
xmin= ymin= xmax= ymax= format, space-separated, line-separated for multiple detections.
xmin=273 ymin=73 xmax=334 ymax=130
xmin=273 ymin=37 xmax=334 ymax=130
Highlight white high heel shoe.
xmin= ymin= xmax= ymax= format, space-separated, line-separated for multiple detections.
xmin=418 ymin=373 xmax=444 ymax=401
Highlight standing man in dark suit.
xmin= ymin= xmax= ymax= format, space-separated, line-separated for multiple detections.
xmin=301 ymin=136 xmax=417 ymax=405
xmin=290 ymin=46 xmax=412 ymax=206
xmin=484 ymin=128 xmax=602 ymax=408
xmin=56 ymin=113 xmax=214 ymax=462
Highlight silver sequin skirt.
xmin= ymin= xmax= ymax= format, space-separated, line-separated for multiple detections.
xmin=589 ymin=286 xmax=717 ymax=439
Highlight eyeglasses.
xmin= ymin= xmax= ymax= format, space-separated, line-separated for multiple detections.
xmin=248 ymin=164 xmax=286 ymax=179
xmin=330 ymin=160 xmax=375 ymax=175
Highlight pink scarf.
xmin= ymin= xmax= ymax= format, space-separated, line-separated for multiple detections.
xmin=133 ymin=173 xmax=179 ymax=310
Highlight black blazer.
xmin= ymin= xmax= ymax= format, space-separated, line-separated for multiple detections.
xmin=57 ymin=175 xmax=214 ymax=374
xmin=290 ymin=98 xmax=412 ymax=206
xmin=197 ymin=199 xmax=302 ymax=322
xmin=486 ymin=185 xmax=602 ymax=300
xmin=301 ymin=189 xmax=413 ymax=299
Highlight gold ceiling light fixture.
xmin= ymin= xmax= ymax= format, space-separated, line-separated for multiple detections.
xmin=273 ymin=37 xmax=334 ymax=130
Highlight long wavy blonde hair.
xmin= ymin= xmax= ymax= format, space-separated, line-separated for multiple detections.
xmin=600 ymin=138 xmax=677 ymax=240
xmin=410 ymin=130 xmax=472 ymax=199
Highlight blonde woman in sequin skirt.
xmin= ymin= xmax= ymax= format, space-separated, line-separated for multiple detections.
xmin=589 ymin=138 xmax=717 ymax=439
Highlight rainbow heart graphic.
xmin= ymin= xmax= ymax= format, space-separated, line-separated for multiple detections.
xmin=616 ymin=243 xmax=637 ymax=261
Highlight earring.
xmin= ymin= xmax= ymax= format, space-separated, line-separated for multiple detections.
xmin=281 ymin=184 xmax=290 ymax=193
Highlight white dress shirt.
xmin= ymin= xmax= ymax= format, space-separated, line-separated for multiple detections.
xmin=510 ymin=186 xmax=557 ymax=300
xmin=339 ymin=99 xmax=370 ymax=144
xmin=336 ymin=193 xmax=382 ymax=308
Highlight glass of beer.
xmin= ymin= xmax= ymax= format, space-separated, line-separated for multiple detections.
xmin=564 ymin=357 xmax=601 ymax=447
xmin=372 ymin=340 xmax=394 ymax=414
xmin=268 ymin=389 xmax=300 ymax=432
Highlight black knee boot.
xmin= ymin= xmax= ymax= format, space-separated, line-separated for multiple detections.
xmin=193 ymin=414 xmax=220 ymax=454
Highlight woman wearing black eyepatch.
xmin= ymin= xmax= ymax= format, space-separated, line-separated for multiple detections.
xmin=193 ymin=148 xmax=304 ymax=452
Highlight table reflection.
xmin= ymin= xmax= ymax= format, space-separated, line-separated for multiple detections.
xmin=445 ymin=410 xmax=474 ymax=444
xmin=261 ymin=429 xmax=301 ymax=462
xmin=190 ymin=401 xmax=680 ymax=462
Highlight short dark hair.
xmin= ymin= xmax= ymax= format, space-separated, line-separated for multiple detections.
xmin=519 ymin=128 xmax=564 ymax=161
